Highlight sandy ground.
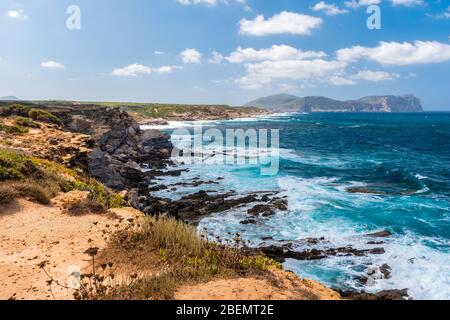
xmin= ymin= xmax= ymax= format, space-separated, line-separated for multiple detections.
xmin=175 ymin=269 xmax=340 ymax=300
xmin=0 ymin=194 xmax=142 ymax=300
xmin=0 ymin=194 xmax=340 ymax=301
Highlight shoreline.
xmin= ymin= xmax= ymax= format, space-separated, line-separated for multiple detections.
xmin=0 ymin=102 xmax=345 ymax=300
xmin=138 ymin=113 xmax=416 ymax=300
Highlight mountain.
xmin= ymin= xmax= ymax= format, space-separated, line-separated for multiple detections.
xmin=245 ymin=94 xmax=423 ymax=113
xmin=0 ymin=96 xmax=19 ymax=101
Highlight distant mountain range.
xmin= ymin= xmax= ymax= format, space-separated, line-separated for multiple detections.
xmin=245 ymin=94 xmax=423 ymax=113
xmin=0 ymin=96 xmax=19 ymax=101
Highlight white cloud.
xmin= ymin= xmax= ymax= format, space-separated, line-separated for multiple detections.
xmin=337 ymin=41 xmax=450 ymax=65
xmin=152 ymin=65 xmax=184 ymax=73
xmin=328 ymin=76 xmax=356 ymax=86
xmin=112 ymin=64 xmax=182 ymax=77
xmin=312 ymin=2 xmax=349 ymax=15
xmin=112 ymin=64 xmax=151 ymax=76
xmin=352 ymin=70 xmax=400 ymax=81
xmin=344 ymin=0 xmax=381 ymax=9
xmin=7 ymin=9 xmax=28 ymax=20
xmin=153 ymin=51 xmax=164 ymax=55
xmin=239 ymin=11 xmax=322 ymax=36
xmin=236 ymin=59 xmax=347 ymax=89
xmin=428 ymin=6 xmax=450 ymax=19
xmin=177 ymin=0 xmax=250 ymax=9
xmin=178 ymin=0 xmax=217 ymax=6
xmin=226 ymin=45 xmax=327 ymax=63
xmin=345 ymin=0 xmax=426 ymax=8
xmin=208 ymin=51 xmax=224 ymax=64
xmin=40 ymin=61 xmax=65 ymax=69
xmin=391 ymin=0 xmax=424 ymax=7
xmin=180 ymin=48 xmax=202 ymax=64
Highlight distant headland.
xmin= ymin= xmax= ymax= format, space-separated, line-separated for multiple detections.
xmin=245 ymin=94 xmax=424 ymax=113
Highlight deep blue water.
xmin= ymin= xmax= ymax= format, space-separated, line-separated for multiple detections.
xmin=144 ymin=112 xmax=450 ymax=299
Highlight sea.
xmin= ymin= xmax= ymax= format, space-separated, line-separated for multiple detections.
xmin=141 ymin=112 xmax=450 ymax=300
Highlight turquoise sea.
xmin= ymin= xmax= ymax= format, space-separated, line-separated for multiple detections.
xmin=144 ymin=112 xmax=450 ymax=300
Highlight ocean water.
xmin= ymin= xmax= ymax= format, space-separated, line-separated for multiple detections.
xmin=146 ymin=112 xmax=450 ymax=300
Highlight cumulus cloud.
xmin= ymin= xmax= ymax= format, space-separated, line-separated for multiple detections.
xmin=239 ymin=11 xmax=322 ymax=36
xmin=180 ymin=48 xmax=202 ymax=64
xmin=208 ymin=51 xmax=224 ymax=64
xmin=312 ymin=2 xmax=349 ymax=15
xmin=391 ymin=0 xmax=424 ymax=7
xmin=230 ymin=41 xmax=442 ymax=89
xmin=345 ymin=0 xmax=425 ymax=8
xmin=428 ymin=6 xmax=450 ymax=19
xmin=40 ymin=61 xmax=65 ymax=69
xmin=7 ymin=9 xmax=28 ymax=20
xmin=178 ymin=0 xmax=217 ymax=6
xmin=226 ymin=45 xmax=327 ymax=63
xmin=178 ymin=0 xmax=250 ymax=10
xmin=336 ymin=41 xmax=450 ymax=65
xmin=236 ymin=59 xmax=347 ymax=89
xmin=344 ymin=0 xmax=381 ymax=8
xmin=112 ymin=64 xmax=182 ymax=77
xmin=352 ymin=70 xmax=400 ymax=81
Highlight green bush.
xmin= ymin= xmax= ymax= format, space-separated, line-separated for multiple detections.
xmin=0 ymin=104 xmax=29 ymax=117
xmin=28 ymin=108 xmax=62 ymax=125
xmin=0 ymin=149 xmax=124 ymax=209
xmin=0 ymin=184 xmax=17 ymax=205
xmin=14 ymin=116 xmax=40 ymax=128
xmin=0 ymin=123 xmax=29 ymax=135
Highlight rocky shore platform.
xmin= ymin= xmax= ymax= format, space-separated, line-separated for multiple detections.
xmin=0 ymin=101 xmax=409 ymax=300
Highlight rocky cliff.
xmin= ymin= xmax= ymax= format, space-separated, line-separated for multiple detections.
xmin=245 ymin=94 xmax=424 ymax=113
xmin=30 ymin=104 xmax=173 ymax=191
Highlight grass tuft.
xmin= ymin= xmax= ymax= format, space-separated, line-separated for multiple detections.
xmin=0 ymin=148 xmax=124 ymax=209
xmin=93 ymin=216 xmax=282 ymax=300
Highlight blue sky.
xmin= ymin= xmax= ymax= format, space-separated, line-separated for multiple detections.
xmin=0 ymin=0 xmax=449 ymax=109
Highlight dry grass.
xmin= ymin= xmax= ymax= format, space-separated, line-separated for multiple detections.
xmin=0 ymin=148 xmax=124 ymax=210
xmin=90 ymin=216 xmax=282 ymax=300
xmin=63 ymin=197 xmax=107 ymax=215
xmin=0 ymin=184 xmax=17 ymax=205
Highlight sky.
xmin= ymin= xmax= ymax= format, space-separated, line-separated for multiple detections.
xmin=0 ymin=0 xmax=449 ymax=109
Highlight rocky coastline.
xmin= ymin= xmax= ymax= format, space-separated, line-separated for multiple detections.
xmin=0 ymin=102 xmax=409 ymax=300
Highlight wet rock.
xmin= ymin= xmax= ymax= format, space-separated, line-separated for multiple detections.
xmin=339 ymin=289 xmax=409 ymax=300
xmin=240 ymin=219 xmax=257 ymax=225
xmin=259 ymin=245 xmax=386 ymax=263
xmin=346 ymin=187 xmax=387 ymax=195
xmin=368 ymin=247 xmax=385 ymax=255
xmin=366 ymin=230 xmax=392 ymax=238
xmin=248 ymin=205 xmax=276 ymax=217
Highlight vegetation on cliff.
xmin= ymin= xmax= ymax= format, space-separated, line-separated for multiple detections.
xmin=75 ymin=215 xmax=282 ymax=300
xmin=0 ymin=148 xmax=124 ymax=209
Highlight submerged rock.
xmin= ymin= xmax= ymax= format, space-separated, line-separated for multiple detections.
xmin=365 ymin=230 xmax=392 ymax=238
xmin=259 ymin=245 xmax=386 ymax=263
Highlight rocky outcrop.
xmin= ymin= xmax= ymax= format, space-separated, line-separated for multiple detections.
xmin=259 ymin=244 xmax=385 ymax=263
xmin=36 ymin=105 xmax=173 ymax=191
xmin=245 ymin=94 xmax=424 ymax=113
xmin=338 ymin=289 xmax=409 ymax=300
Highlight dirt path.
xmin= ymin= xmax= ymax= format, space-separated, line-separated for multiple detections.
xmin=175 ymin=269 xmax=340 ymax=300
xmin=0 ymin=195 xmax=142 ymax=300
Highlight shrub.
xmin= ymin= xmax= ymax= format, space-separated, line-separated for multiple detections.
xmin=0 ymin=124 xmax=29 ymax=135
xmin=0 ymin=149 xmax=124 ymax=209
xmin=64 ymin=197 xmax=107 ymax=215
xmin=0 ymin=104 xmax=30 ymax=117
xmin=0 ymin=184 xmax=17 ymax=205
xmin=64 ymin=178 xmax=125 ymax=210
xmin=14 ymin=116 xmax=40 ymax=128
xmin=93 ymin=216 xmax=282 ymax=300
xmin=10 ymin=182 xmax=53 ymax=205
xmin=28 ymin=108 xmax=62 ymax=125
